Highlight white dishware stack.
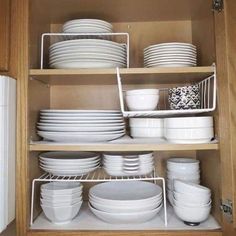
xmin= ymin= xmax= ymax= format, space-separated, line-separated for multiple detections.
xmin=144 ymin=42 xmax=197 ymax=67
xmin=164 ymin=116 xmax=214 ymax=144
xmin=129 ymin=118 xmax=164 ymax=138
xmin=173 ymin=180 xmax=212 ymax=226
xmin=166 ymin=158 xmax=200 ymax=206
xmin=40 ymin=182 xmax=83 ymax=224
xmin=39 ymin=151 xmax=101 ymax=176
xmin=62 ymin=19 xmax=113 ymax=33
xmin=89 ymin=181 xmax=163 ymax=224
xmin=125 ymin=89 xmax=160 ymax=111
xmin=0 ymin=76 xmax=16 ymax=233
xmin=37 ymin=110 xmax=126 ymax=143
xmin=102 ymin=152 xmax=154 ymax=176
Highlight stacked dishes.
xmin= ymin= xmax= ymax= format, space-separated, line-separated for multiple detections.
xmin=62 ymin=19 xmax=113 ymax=33
xmin=40 ymin=182 xmax=83 ymax=224
xmin=166 ymin=158 xmax=200 ymax=205
xmin=129 ymin=118 xmax=164 ymax=138
xmin=39 ymin=151 xmax=100 ymax=176
xmin=103 ymin=152 xmax=154 ymax=176
xmin=37 ymin=110 xmax=126 ymax=143
xmin=164 ymin=116 xmax=214 ymax=144
xmin=49 ymin=39 xmax=127 ymax=69
xmin=173 ymin=180 xmax=212 ymax=226
xmin=89 ymin=181 xmax=163 ymax=224
xmin=125 ymin=89 xmax=160 ymax=111
xmin=144 ymin=42 xmax=197 ymax=67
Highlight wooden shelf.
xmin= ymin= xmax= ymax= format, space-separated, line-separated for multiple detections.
xmin=29 ymin=141 xmax=219 ymax=152
xmin=29 ymin=66 xmax=214 ymax=85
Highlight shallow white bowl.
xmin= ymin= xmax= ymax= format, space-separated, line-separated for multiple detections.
xmin=167 ymin=158 xmax=199 ymax=173
xmin=130 ymin=127 xmax=164 ymax=138
xmin=173 ymin=203 xmax=211 ymax=224
xmin=164 ymin=116 xmax=213 ymax=129
xmin=129 ymin=118 xmax=164 ymax=128
xmin=174 ymin=180 xmax=211 ymax=195
xmin=89 ymin=202 xmax=162 ymax=224
xmin=126 ymin=94 xmax=159 ymax=111
xmin=41 ymin=202 xmax=82 ymax=224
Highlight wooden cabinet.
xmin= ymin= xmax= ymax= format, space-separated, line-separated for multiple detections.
xmin=12 ymin=0 xmax=236 ymax=236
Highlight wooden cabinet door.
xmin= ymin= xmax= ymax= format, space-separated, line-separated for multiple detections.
xmin=0 ymin=0 xmax=10 ymax=72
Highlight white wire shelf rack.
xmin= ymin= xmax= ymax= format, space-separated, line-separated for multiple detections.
xmin=40 ymin=32 xmax=130 ymax=69
xmin=117 ymin=65 xmax=217 ymax=117
xmin=30 ymin=168 xmax=167 ymax=227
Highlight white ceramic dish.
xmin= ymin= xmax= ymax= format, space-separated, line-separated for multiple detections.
xmin=167 ymin=171 xmax=200 ymax=180
xmin=41 ymin=192 xmax=82 ymax=202
xmin=103 ymin=151 xmax=153 ymax=161
xmin=104 ymin=168 xmax=154 ymax=177
xmin=130 ymin=127 xmax=164 ymax=138
xmin=126 ymin=89 xmax=159 ymax=96
xmin=145 ymin=63 xmax=196 ymax=68
xmin=41 ymin=110 xmax=122 ymax=113
xmin=40 ymin=198 xmax=82 ymax=207
xmin=89 ymin=202 xmax=162 ymax=224
xmin=173 ymin=196 xmax=212 ymax=208
xmin=167 ymin=158 xmax=199 ymax=172
xmin=144 ymin=42 xmax=196 ymax=51
xmin=63 ymin=26 xmax=112 ymax=33
xmin=63 ymin=19 xmax=113 ymax=29
xmin=39 ymin=119 xmax=125 ymax=124
xmin=167 ymin=179 xmax=200 ymax=191
xmin=40 ymin=115 xmax=123 ymax=120
xmin=129 ymin=118 xmax=164 ymax=128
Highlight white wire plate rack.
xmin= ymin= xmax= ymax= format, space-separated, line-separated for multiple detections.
xmin=40 ymin=33 xmax=130 ymax=69
xmin=117 ymin=66 xmax=217 ymax=117
xmin=30 ymin=168 xmax=167 ymax=226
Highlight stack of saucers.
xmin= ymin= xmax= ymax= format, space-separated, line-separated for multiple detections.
xmin=166 ymin=158 xmax=200 ymax=205
xmin=49 ymin=39 xmax=127 ymax=69
xmin=89 ymin=181 xmax=163 ymax=224
xmin=40 ymin=182 xmax=83 ymax=224
xmin=37 ymin=110 xmax=126 ymax=143
xmin=62 ymin=19 xmax=113 ymax=33
xmin=144 ymin=42 xmax=197 ymax=67
xmin=103 ymin=152 xmax=154 ymax=176
xmin=173 ymin=180 xmax=212 ymax=226
xmin=39 ymin=151 xmax=101 ymax=176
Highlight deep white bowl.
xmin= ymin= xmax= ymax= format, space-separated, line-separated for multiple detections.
xmin=174 ymin=180 xmax=211 ymax=195
xmin=164 ymin=116 xmax=213 ymax=129
xmin=130 ymin=127 xmax=164 ymax=138
xmin=173 ymin=190 xmax=211 ymax=205
xmin=173 ymin=203 xmax=211 ymax=224
xmin=40 ymin=197 xmax=82 ymax=207
xmin=126 ymin=94 xmax=159 ymax=111
xmin=41 ymin=191 xmax=82 ymax=202
xmin=129 ymin=118 xmax=164 ymax=128
xmin=126 ymin=89 xmax=159 ymax=96
xmin=173 ymin=197 xmax=212 ymax=208
xmin=89 ymin=203 xmax=162 ymax=224
xmin=167 ymin=171 xmax=200 ymax=180
xmin=167 ymin=158 xmax=199 ymax=173
xmin=167 ymin=178 xmax=200 ymax=191
xmin=41 ymin=201 xmax=82 ymax=224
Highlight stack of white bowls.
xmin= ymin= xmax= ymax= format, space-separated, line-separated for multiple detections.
xmin=164 ymin=116 xmax=214 ymax=144
xmin=39 ymin=151 xmax=101 ymax=176
xmin=125 ymin=89 xmax=160 ymax=111
xmin=173 ymin=180 xmax=212 ymax=226
xmin=40 ymin=182 xmax=83 ymax=224
xmin=144 ymin=42 xmax=197 ymax=67
xmin=89 ymin=181 xmax=163 ymax=224
xmin=62 ymin=19 xmax=113 ymax=33
xmin=129 ymin=118 xmax=164 ymax=138
xmin=103 ymin=152 xmax=154 ymax=176
xmin=166 ymin=158 xmax=200 ymax=206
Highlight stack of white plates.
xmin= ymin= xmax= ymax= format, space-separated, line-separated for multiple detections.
xmin=166 ymin=158 xmax=200 ymax=205
xmin=144 ymin=42 xmax=197 ymax=67
xmin=39 ymin=151 xmax=101 ymax=176
xmin=89 ymin=181 xmax=163 ymax=224
xmin=164 ymin=116 xmax=214 ymax=144
xmin=37 ymin=110 xmax=126 ymax=143
xmin=63 ymin=19 xmax=113 ymax=33
xmin=103 ymin=152 xmax=154 ymax=176
xmin=40 ymin=182 xmax=83 ymax=224
xmin=49 ymin=39 xmax=127 ymax=69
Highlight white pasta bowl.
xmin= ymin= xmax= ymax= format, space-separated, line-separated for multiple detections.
xmin=129 ymin=118 xmax=164 ymax=128
xmin=130 ymin=127 xmax=164 ymax=138
xmin=41 ymin=201 xmax=82 ymax=224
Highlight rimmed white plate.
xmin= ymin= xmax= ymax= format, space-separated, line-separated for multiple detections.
xmin=144 ymin=43 xmax=196 ymax=51
xmin=39 ymin=119 xmax=124 ymax=124
xmin=40 ymin=113 xmax=123 ymax=118
xmin=63 ymin=19 xmax=112 ymax=29
xmin=63 ymin=27 xmax=112 ymax=34
xmin=40 ymin=109 xmax=121 ymax=113
xmin=40 ymin=116 xmax=124 ymax=121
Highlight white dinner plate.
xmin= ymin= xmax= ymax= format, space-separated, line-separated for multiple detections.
xmin=39 ymin=119 xmax=124 ymax=124
xmin=40 ymin=116 xmax=124 ymax=121
xmin=144 ymin=43 xmax=196 ymax=52
xmin=37 ymin=122 xmax=124 ymax=127
xmin=144 ymin=47 xmax=196 ymax=53
xmin=63 ymin=26 xmax=112 ymax=33
xmin=40 ymin=110 xmax=122 ymax=113
xmin=63 ymin=19 xmax=112 ymax=29
xmin=144 ymin=55 xmax=196 ymax=61
xmin=144 ymin=51 xmax=196 ymax=57
xmin=40 ymin=113 xmax=123 ymax=118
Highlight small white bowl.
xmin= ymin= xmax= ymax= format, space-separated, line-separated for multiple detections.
xmin=41 ymin=191 xmax=82 ymax=202
xmin=41 ymin=201 xmax=82 ymax=224
xmin=126 ymin=89 xmax=159 ymax=96
xmin=173 ymin=197 xmax=212 ymax=208
xmin=40 ymin=196 xmax=82 ymax=207
xmin=173 ymin=203 xmax=211 ymax=224
xmin=167 ymin=158 xmax=199 ymax=173
xmin=130 ymin=127 xmax=164 ymax=138
xmin=167 ymin=178 xmax=200 ymax=191
xmin=129 ymin=118 xmax=164 ymax=128
xmin=126 ymin=94 xmax=159 ymax=111
xmin=167 ymin=171 xmax=200 ymax=180
xmin=174 ymin=180 xmax=211 ymax=195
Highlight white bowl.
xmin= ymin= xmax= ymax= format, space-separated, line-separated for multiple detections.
xmin=167 ymin=158 xmax=199 ymax=172
xmin=41 ymin=191 xmax=82 ymax=202
xmin=89 ymin=203 xmax=162 ymax=224
xmin=130 ymin=127 xmax=164 ymax=138
xmin=104 ymin=167 xmax=154 ymax=177
xmin=126 ymin=89 xmax=159 ymax=96
xmin=173 ymin=190 xmax=211 ymax=205
xmin=103 ymin=151 xmax=153 ymax=160
xmin=41 ymin=202 xmax=82 ymax=224
xmin=164 ymin=117 xmax=213 ymax=129
xmin=129 ymin=118 xmax=164 ymax=128
xmin=173 ymin=197 xmax=212 ymax=208
xmin=167 ymin=178 xmax=200 ymax=191
xmin=173 ymin=203 xmax=211 ymax=224
xmin=167 ymin=190 xmax=174 ymax=206
xmin=126 ymin=94 xmax=159 ymax=111
xmin=40 ymin=197 xmax=82 ymax=207
xmin=174 ymin=180 xmax=211 ymax=195
xmin=167 ymin=171 xmax=200 ymax=180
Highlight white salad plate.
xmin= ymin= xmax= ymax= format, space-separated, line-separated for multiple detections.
xmin=63 ymin=19 xmax=113 ymax=29
xmin=39 ymin=119 xmax=124 ymax=124
xmin=40 ymin=116 xmax=124 ymax=121
xmin=63 ymin=26 xmax=112 ymax=33
xmin=40 ymin=109 xmax=122 ymax=113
